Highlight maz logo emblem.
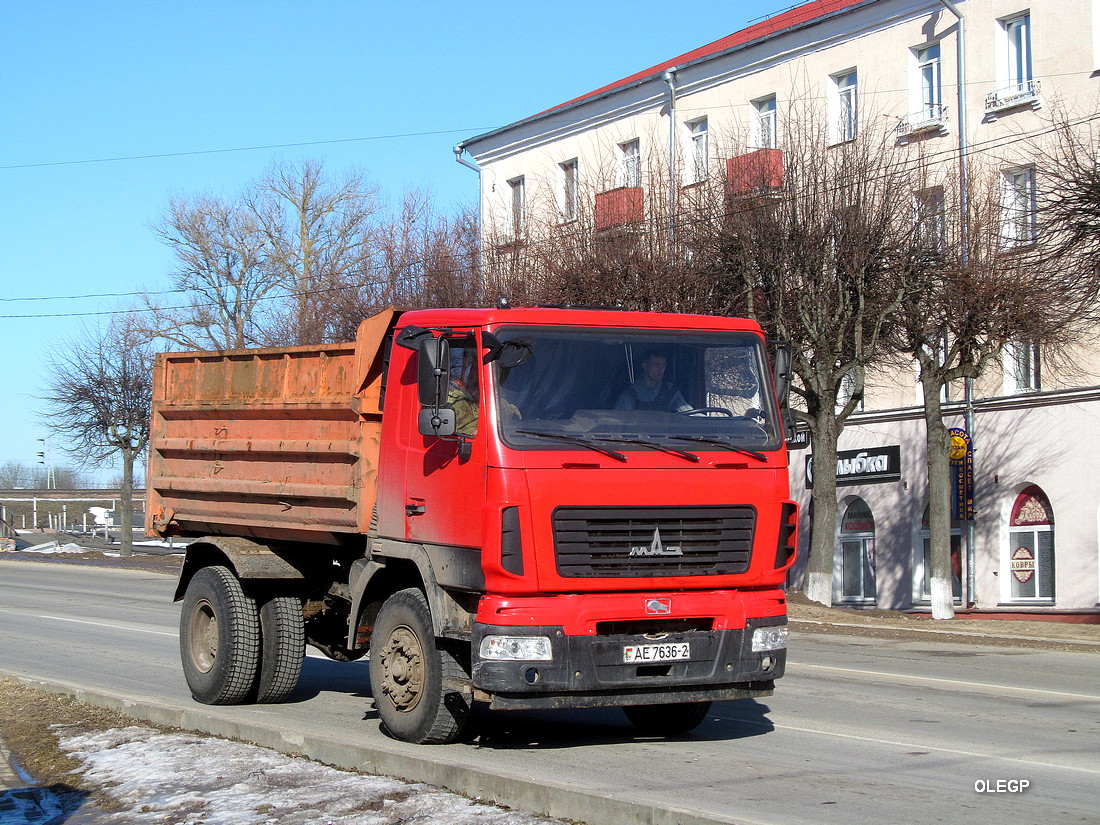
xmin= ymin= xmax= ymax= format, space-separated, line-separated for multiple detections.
xmin=629 ymin=527 xmax=684 ymax=557
xmin=645 ymin=598 xmax=672 ymax=615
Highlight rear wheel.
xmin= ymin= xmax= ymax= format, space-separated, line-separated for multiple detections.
xmin=369 ymin=588 xmax=469 ymax=744
xmin=623 ymin=701 xmax=712 ymax=735
xmin=255 ymin=594 xmax=305 ymax=703
xmin=180 ymin=566 xmax=260 ymax=705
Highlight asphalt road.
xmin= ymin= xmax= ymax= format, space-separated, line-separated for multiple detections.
xmin=1 ymin=559 xmax=1098 ymax=825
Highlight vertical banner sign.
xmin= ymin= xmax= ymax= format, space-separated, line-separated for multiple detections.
xmin=949 ymin=428 xmax=974 ymax=520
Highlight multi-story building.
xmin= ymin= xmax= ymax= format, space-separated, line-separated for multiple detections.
xmin=458 ymin=0 xmax=1100 ymax=615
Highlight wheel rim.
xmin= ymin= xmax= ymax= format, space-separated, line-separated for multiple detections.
xmin=379 ymin=624 xmax=424 ymax=712
xmin=188 ymin=599 xmax=218 ymax=674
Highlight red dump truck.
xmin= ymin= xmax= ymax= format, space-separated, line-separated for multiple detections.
xmin=148 ymin=306 xmax=798 ymax=743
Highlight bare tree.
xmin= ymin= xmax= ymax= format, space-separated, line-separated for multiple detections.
xmin=144 ymin=195 xmax=274 ymax=350
xmin=38 ymin=321 xmax=153 ymax=556
xmin=703 ymin=117 xmax=924 ymax=606
xmin=0 ymin=461 xmax=33 ymax=489
xmin=325 ymin=191 xmax=484 ymax=340
xmin=249 ymin=160 xmax=382 ymax=345
xmin=893 ymin=157 xmax=1100 ymax=618
xmin=143 ymin=160 xmax=383 ymax=351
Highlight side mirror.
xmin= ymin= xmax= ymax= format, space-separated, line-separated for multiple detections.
xmin=416 ymin=335 xmax=458 ymax=437
xmin=418 ymin=407 xmax=457 ymax=438
xmin=481 ymin=332 xmax=534 ymax=369
xmin=417 ymin=336 xmax=450 ymax=407
xmin=773 ymin=343 xmax=793 ymax=409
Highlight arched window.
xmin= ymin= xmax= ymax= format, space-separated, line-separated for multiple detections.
xmin=839 ymin=498 xmax=876 ymax=603
xmin=1008 ymin=486 xmax=1055 ymax=601
xmin=916 ymin=506 xmax=963 ymax=603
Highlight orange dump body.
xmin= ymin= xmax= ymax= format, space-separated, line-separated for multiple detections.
xmin=146 ymin=310 xmax=400 ymax=544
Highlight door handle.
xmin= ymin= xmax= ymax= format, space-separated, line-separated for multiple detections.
xmin=405 ymin=503 xmax=426 ymax=517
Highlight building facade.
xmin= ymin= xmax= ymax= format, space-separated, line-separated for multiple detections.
xmin=459 ymin=0 xmax=1100 ymax=613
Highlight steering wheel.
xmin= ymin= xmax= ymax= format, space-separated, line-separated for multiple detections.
xmin=678 ymin=407 xmax=734 ymax=417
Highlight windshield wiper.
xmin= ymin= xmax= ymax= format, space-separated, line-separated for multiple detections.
xmin=515 ymin=430 xmax=627 ymax=462
xmin=667 ymin=435 xmax=767 ymax=462
xmin=595 ymin=436 xmax=699 ymax=463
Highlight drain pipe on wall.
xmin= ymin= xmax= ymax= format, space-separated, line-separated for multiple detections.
xmin=938 ymin=0 xmax=976 ymax=609
xmin=663 ymin=67 xmax=678 ymax=247
xmin=454 ymin=144 xmax=480 ymax=174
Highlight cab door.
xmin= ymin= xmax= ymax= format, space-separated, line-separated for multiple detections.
xmin=402 ymin=331 xmax=488 ymax=551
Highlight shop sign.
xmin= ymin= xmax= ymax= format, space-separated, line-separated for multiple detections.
xmin=1011 ymin=546 xmax=1036 ymax=583
xmin=949 ymin=428 xmax=974 ymax=521
xmin=805 ymin=445 xmax=900 ymax=488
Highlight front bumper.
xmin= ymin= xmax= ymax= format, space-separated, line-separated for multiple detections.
xmin=471 ymin=616 xmax=785 ymax=711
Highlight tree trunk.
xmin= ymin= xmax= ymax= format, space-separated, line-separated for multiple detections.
xmin=119 ymin=446 xmax=134 ymax=558
xmin=803 ymin=413 xmax=842 ymax=606
xmin=921 ymin=372 xmax=955 ymax=620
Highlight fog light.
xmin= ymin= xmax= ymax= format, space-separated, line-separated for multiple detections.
xmin=752 ymin=625 xmax=789 ymax=652
xmin=479 ymin=635 xmax=553 ymax=661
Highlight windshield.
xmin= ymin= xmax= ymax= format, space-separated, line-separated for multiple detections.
xmin=491 ymin=326 xmax=782 ymax=454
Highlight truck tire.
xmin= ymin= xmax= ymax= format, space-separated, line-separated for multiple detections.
xmin=255 ymin=595 xmax=305 ymax=704
xmin=369 ymin=588 xmax=469 ymax=744
xmin=623 ymin=701 xmax=712 ymax=735
xmin=180 ymin=565 xmax=260 ymax=705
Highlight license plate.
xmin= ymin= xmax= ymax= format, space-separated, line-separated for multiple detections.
xmin=623 ymin=642 xmax=690 ymax=664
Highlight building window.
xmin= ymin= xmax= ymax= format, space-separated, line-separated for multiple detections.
xmin=832 ymin=70 xmax=858 ymax=143
xmin=837 ymin=498 xmax=876 ymax=603
xmin=914 ymin=186 xmax=946 ymax=253
xmin=988 ymin=13 xmax=1039 ymax=112
xmin=1000 ymin=166 xmax=1036 ymax=248
xmin=559 ymin=159 xmax=578 ymax=223
xmin=916 ymin=505 xmax=963 ymax=604
xmin=918 ymin=44 xmax=942 ymax=119
xmin=618 ymin=139 xmax=641 ymax=188
xmin=1006 ymin=340 xmax=1041 ymax=392
xmin=1005 ymin=13 xmax=1033 ymax=93
xmin=1007 ymin=486 xmax=1054 ymax=602
xmin=753 ymin=96 xmax=777 ymax=149
xmin=836 ymin=369 xmax=863 ymax=413
xmin=684 ymin=118 xmax=708 ymax=185
xmin=508 ymin=176 xmax=525 ymax=240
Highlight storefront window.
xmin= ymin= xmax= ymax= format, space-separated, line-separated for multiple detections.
xmin=838 ymin=498 xmax=876 ymax=603
xmin=1007 ymin=486 xmax=1054 ymax=602
xmin=917 ymin=506 xmax=963 ymax=603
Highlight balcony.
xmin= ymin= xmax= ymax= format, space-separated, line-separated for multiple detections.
xmin=595 ymin=187 xmax=644 ymax=230
xmin=896 ymin=104 xmax=949 ymax=140
xmin=985 ymin=79 xmax=1042 ymax=116
xmin=726 ymin=149 xmax=783 ymax=196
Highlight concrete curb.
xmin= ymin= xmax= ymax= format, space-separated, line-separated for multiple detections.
xmin=789 ymin=617 xmax=1100 ymax=650
xmin=4 ymin=674 xmax=750 ymax=825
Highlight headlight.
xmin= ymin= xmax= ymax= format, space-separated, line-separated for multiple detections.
xmin=479 ymin=635 xmax=553 ymax=661
xmin=752 ymin=625 xmax=789 ymax=652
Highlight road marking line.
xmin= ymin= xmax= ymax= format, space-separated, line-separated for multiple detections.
xmin=0 ymin=608 xmax=177 ymax=638
xmin=716 ymin=713 xmax=1100 ymax=775
xmin=790 ymin=661 xmax=1100 ymax=702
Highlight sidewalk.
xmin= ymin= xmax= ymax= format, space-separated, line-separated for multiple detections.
xmin=787 ymin=592 xmax=1100 ymax=653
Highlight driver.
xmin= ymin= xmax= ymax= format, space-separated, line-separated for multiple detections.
xmin=613 ymin=350 xmax=692 ymax=413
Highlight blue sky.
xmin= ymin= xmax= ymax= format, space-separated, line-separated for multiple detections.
xmin=0 ymin=0 xmax=795 ymax=481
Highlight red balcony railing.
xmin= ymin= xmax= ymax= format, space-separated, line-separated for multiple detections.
xmin=595 ymin=186 xmax=644 ymax=230
xmin=726 ymin=149 xmax=783 ymax=195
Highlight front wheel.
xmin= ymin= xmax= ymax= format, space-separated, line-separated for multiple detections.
xmin=369 ymin=588 xmax=469 ymax=744
xmin=179 ymin=566 xmax=260 ymax=705
xmin=623 ymin=701 xmax=712 ymax=735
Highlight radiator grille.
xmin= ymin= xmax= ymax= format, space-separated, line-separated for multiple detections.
xmin=552 ymin=506 xmax=755 ymax=578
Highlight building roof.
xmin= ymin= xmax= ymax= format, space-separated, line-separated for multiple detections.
xmin=461 ymin=0 xmax=874 ymax=152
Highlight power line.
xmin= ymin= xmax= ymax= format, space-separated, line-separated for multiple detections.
xmin=0 ymin=128 xmax=491 ymax=172
xmin=3 ymin=110 xmax=1096 ymax=321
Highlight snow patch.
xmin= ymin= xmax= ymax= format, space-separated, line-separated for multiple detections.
xmin=58 ymin=727 xmax=558 ymax=825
